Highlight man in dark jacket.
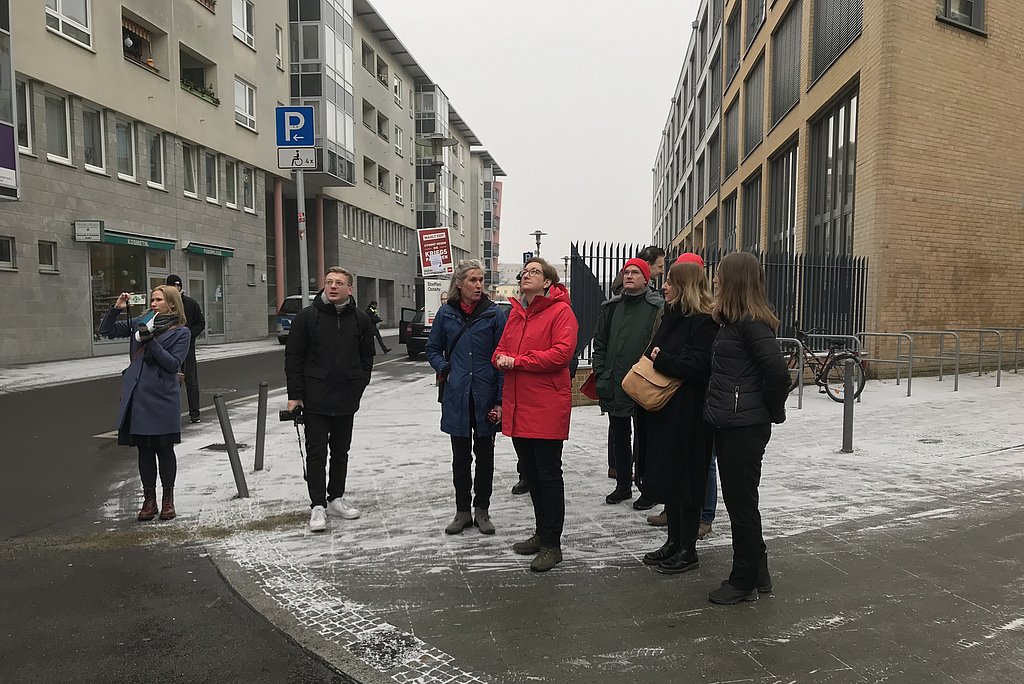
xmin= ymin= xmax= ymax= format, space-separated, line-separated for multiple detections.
xmin=166 ymin=274 xmax=206 ymax=423
xmin=365 ymin=300 xmax=391 ymax=354
xmin=592 ymin=258 xmax=664 ymax=507
xmin=285 ymin=267 xmax=376 ymax=533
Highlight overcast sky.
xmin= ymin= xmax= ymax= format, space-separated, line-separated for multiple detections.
xmin=370 ymin=0 xmax=702 ymax=265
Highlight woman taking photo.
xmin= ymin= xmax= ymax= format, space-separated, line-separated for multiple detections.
xmin=493 ymin=257 xmax=578 ymax=572
xmin=703 ymin=251 xmax=790 ymax=605
xmin=99 ymin=286 xmax=191 ymax=522
xmin=426 ymin=260 xmax=507 ymax=536
xmin=639 ymin=254 xmax=717 ymax=575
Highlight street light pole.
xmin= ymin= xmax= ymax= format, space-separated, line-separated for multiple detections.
xmin=530 ymin=229 xmax=547 ymax=257
xmin=562 ymin=255 xmax=569 ymax=282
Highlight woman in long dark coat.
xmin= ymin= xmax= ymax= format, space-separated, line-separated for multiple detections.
xmin=638 ymin=256 xmax=717 ymax=574
xmin=99 ymin=286 xmax=191 ymax=522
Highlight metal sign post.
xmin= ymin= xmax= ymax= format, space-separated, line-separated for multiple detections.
xmin=276 ymin=106 xmax=316 ymax=308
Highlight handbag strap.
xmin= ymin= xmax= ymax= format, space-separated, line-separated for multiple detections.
xmin=443 ymin=320 xmax=470 ymax=362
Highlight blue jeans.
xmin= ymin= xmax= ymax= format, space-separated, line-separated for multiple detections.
xmin=702 ymin=451 xmax=718 ymax=524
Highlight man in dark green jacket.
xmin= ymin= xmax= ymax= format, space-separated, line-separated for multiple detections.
xmin=592 ymin=258 xmax=664 ymax=506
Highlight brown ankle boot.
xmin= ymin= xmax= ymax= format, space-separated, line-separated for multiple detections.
xmin=138 ymin=489 xmax=158 ymax=521
xmin=159 ymin=488 xmax=176 ymax=520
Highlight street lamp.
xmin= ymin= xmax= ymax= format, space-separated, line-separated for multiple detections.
xmin=530 ymin=230 xmax=547 ymax=257
xmin=562 ymin=255 xmax=570 ymax=282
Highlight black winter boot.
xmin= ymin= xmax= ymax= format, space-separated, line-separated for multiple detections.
xmin=643 ymin=504 xmax=682 ymax=565
xmin=657 ymin=539 xmax=699 ymax=574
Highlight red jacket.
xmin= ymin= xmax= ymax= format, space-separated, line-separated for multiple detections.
xmin=493 ymin=284 xmax=578 ymax=440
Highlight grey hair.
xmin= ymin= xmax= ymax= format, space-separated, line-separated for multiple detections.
xmin=447 ymin=259 xmax=486 ymax=300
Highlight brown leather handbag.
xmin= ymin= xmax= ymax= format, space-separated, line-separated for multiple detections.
xmin=620 ymin=355 xmax=681 ymax=412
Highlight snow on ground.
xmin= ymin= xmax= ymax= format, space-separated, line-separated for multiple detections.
xmin=96 ymin=362 xmax=1024 ymax=682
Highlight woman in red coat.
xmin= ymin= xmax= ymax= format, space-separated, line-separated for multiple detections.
xmin=493 ymin=257 xmax=578 ymax=572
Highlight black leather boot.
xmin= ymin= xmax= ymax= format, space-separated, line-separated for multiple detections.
xmin=657 ymin=539 xmax=699 ymax=574
xmin=643 ymin=504 xmax=681 ymax=565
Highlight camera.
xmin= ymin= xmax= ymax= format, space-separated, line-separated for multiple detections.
xmin=128 ymin=293 xmax=147 ymax=306
xmin=279 ymin=405 xmax=304 ymax=424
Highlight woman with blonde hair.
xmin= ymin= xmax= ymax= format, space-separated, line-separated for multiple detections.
xmin=703 ymin=251 xmax=790 ymax=604
xmin=637 ymin=254 xmax=718 ymax=574
xmin=426 ymin=259 xmax=507 ymax=535
xmin=99 ymin=285 xmax=191 ymax=522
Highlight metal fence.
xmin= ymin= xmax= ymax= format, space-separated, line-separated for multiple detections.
xmin=570 ymin=242 xmax=869 ymax=362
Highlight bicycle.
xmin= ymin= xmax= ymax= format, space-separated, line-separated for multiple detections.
xmin=785 ymin=327 xmax=867 ymax=402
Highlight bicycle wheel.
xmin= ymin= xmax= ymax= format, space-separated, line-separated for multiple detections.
xmin=785 ymin=349 xmax=802 ymax=392
xmin=822 ymin=354 xmax=866 ymax=402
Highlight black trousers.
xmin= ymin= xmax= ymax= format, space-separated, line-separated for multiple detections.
xmin=138 ymin=445 xmax=176 ymax=489
xmin=304 ymin=412 xmax=354 ymax=509
xmin=451 ymin=432 xmax=494 ymax=511
xmin=183 ymin=345 xmax=200 ymax=419
xmin=715 ymin=423 xmax=772 ymax=590
xmin=512 ymin=437 xmax=564 ymax=548
xmin=371 ymin=325 xmax=388 ymax=352
xmin=608 ymin=415 xmax=633 ymax=492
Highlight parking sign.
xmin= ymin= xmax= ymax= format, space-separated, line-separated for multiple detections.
xmin=275 ymin=106 xmax=315 ymax=147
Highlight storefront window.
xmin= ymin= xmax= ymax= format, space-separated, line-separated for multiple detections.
xmin=90 ymin=243 xmax=147 ymax=341
xmin=187 ymin=254 xmax=225 ymax=338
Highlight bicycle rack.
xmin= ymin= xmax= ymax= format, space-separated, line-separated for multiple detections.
xmin=902 ymin=330 xmax=961 ymax=391
xmin=777 ymin=337 xmax=804 ymax=410
xmin=856 ymin=332 xmax=913 ymax=397
xmin=800 ymin=333 xmax=863 ymax=403
xmin=946 ymin=329 xmax=1001 ymax=387
xmin=1000 ymin=328 xmax=1024 ymax=374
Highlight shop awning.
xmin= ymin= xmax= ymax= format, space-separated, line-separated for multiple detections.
xmin=103 ymin=230 xmax=176 ymax=250
xmin=184 ymin=241 xmax=234 ymax=258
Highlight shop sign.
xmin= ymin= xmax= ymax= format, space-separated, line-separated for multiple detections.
xmin=73 ymin=220 xmax=104 ymax=242
xmin=184 ymin=242 xmax=234 ymax=258
xmin=103 ymin=230 xmax=175 ymax=251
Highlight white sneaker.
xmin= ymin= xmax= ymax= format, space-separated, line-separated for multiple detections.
xmin=327 ymin=498 xmax=361 ymax=520
xmin=309 ymin=505 xmax=327 ymax=532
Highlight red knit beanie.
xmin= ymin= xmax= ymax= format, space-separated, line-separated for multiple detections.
xmin=674 ymin=252 xmax=705 ymax=268
xmin=622 ymin=258 xmax=651 ymax=282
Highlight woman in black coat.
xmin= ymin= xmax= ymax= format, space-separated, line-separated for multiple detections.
xmin=703 ymin=251 xmax=791 ymax=605
xmin=638 ymin=256 xmax=717 ymax=574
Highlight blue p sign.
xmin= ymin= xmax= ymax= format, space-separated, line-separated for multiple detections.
xmin=276 ymin=106 xmax=315 ymax=147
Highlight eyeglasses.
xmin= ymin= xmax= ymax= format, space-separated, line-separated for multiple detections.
xmin=517 ymin=268 xmax=544 ymax=280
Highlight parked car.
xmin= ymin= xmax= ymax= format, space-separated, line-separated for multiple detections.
xmin=400 ymin=307 xmax=429 ymax=358
xmin=276 ymin=294 xmax=318 ymax=344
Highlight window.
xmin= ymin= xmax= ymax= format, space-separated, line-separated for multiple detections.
xmin=0 ymin=236 xmax=15 ymax=267
xmin=453 ymin=212 xmax=462 ymax=236
xmin=393 ymin=75 xmax=403 ymax=106
xmin=710 ymin=51 xmax=722 ymax=116
xmin=937 ymin=0 xmax=984 ymax=32
xmin=205 ymin=153 xmax=218 ymax=201
xmin=742 ymin=172 xmax=762 ymax=251
xmin=242 ymin=165 xmax=255 ymax=212
xmin=232 ymin=0 xmax=254 ymax=49
xmin=38 ymin=241 xmax=58 ymax=270
xmin=706 ymin=209 xmax=719 ymax=251
xmin=275 ymin=25 xmax=284 ymax=69
xmin=459 ymin=179 xmax=465 ymax=201
xmin=45 ymin=0 xmax=91 ymax=48
xmin=247 ymin=263 xmax=256 ymax=286
xmin=771 ymin=1 xmax=802 ymax=126
xmin=743 ymin=56 xmax=765 ymax=157
xmin=234 ymin=78 xmax=256 ymax=130
xmin=395 ymin=174 xmax=404 ymax=204
xmin=361 ymin=41 xmax=375 ymax=72
xmin=377 ymin=111 xmax=389 ymax=141
xmin=224 ymin=160 xmax=237 ymax=207
xmin=183 ymin=143 xmax=198 ymax=197
xmin=746 ymin=0 xmax=766 ymax=49
xmin=115 ymin=120 xmax=135 ymax=179
xmin=726 ymin=7 xmax=741 ymax=83
xmin=722 ymin=193 xmax=737 ymax=252
xmin=808 ymin=88 xmax=858 ymax=256
xmin=377 ymin=165 xmax=390 ymax=193
xmin=394 ymin=125 xmax=403 ymax=155
xmin=376 ymin=56 xmax=388 ymax=87
xmin=708 ymin=133 xmax=721 ymax=194
xmin=44 ymin=93 xmax=70 ymax=162
xmin=724 ymin=100 xmax=739 ymax=178
xmin=82 ymin=106 xmax=104 ymax=172
xmin=769 ymin=142 xmax=798 ymax=253
xmin=812 ymin=0 xmax=862 ymax=80
xmin=147 ymin=129 xmax=164 ymax=187
xmin=16 ymin=81 xmax=31 ymax=152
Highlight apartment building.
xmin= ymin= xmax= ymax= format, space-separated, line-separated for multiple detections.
xmin=653 ymin=0 xmax=1024 ymax=332
xmin=1 ymin=0 xmax=287 ymax=364
xmin=470 ymin=149 xmax=505 ymax=289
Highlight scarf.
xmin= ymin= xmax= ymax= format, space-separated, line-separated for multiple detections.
xmin=137 ymin=313 xmax=179 ymax=343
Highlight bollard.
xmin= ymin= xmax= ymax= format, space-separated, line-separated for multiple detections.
xmin=214 ymin=393 xmax=250 ymax=498
xmin=841 ymin=359 xmax=855 ymax=453
xmin=254 ymin=381 xmax=268 ymax=471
